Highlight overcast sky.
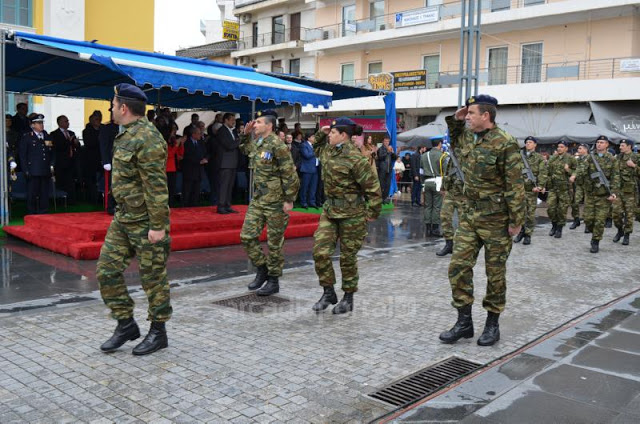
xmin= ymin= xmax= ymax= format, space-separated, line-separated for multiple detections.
xmin=154 ymin=0 xmax=221 ymax=55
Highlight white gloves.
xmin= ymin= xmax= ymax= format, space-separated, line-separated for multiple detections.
xmin=10 ymin=161 xmax=17 ymax=170
xmin=103 ymin=164 xmax=112 ymax=171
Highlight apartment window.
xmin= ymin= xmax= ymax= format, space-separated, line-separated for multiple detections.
xmin=488 ymin=47 xmax=508 ymax=85
xmin=271 ymin=60 xmax=283 ymax=74
xmin=272 ymin=15 xmax=284 ymax=45
xmin=341 ymin=63 xmax=355 ymax=86
xmin=524 ymin=0 xmax=545 ymax=5
xmin=521 ymin=42 xmax=543 ymax=83
xmin=369 ymin=1 xmax=384 ymax=31
xmin=422 ymin=54 xmax=440 ymax=89
xmin=252 ymin=22 xmax=258 ymax=48
xmin=342 ymin=4 xmax=356 ymax=36
xmin=368 ymin=62 xmax=382 ymax=75
xmin=289 ymin=58 xmax=300 ymax=76
xmin=491 ymin=0 xmax=510 ymax=12
xmin=1 ymin=0 xmax=31 ymax=26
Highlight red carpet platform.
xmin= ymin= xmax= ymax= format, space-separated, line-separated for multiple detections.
xmin=3 ymin=206 xmax=320 ymax=260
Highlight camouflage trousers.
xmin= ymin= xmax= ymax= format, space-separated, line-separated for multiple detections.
xmin=524 ymin=189 xmax=538 ymax=236
xmin=584 ymin=194 xmax=613 ymax=241
xmin=448 ymin=208 xmax=512 ymax=314
xmin=571 ymin=184 xmax=584 ymax=219
xmin=423 ymin=180 xmax=442 ymax=225
xmin=97 ymin=218 xmax=172 ymax=322
xmin=240 ymin=201 xmax=289 ymax=277
xmin=613 ymin=191 xmax=636 ymax=234
xmin=547 ymin=188 xmax=571 ymax=226
xmin=440 ymin=188 xmax=464 ymax=240
xmin=312 ymin=213 xmax=368 ymax=293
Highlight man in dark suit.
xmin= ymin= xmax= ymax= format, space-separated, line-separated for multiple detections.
xmin=82 ymin=111 xmax=103 ymax=202
xmin=299 ymin=133 xmax=318 ymax=208
xmin=216 ymin=112 xmax=240 ymax=214
xmin=50 ymin=115 xmax=80 ymax=204
xmin=100 ymin=112 xmax=119 ymax=214
xmin=377 ymin=135 xmax=396 ymax=203
xmin=182 ymin=125 xmax=207 ymax=207
xmin=12 ymin=102 xmax=30 ymax=136
xmin=411 ymin=146 xmax=427 ymax=206
xmin=19 ymin=114 xmax=55 ymax=214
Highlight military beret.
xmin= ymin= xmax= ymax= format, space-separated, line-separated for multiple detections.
xmin=114 ymin=83 xmax=148 ymax=102
xmin=557 ymin=140 xmax=569 ymax=146
xmin=30 ymin=114 xmax=45 ymax=123
xmin=466 ymin=94 xmax=498 ymax=107
xmin=524 ymin=136 xmax=538 ymax=143
xmin=596 ymin=135 xmax=610 ymax=142
xmin=5 ymin=114 xmax=12 ymax=119
xmin=578 ymin=143 xmax=589 ymax=148
xmin=330 ymin=117 xmax=357 ymax=128
xmin=255 ymin=109 xmax=278 ymax=119
xmin=620 ymin=139 xmax=634 ymax=147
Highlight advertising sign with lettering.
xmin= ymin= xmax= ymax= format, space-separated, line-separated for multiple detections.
xmin=392 ymin=70 xmax=427 ymax=91
xmin=223 ymin=20 xmax=240 ymax=41
xmin=395 ymin=7 xmax=439 ymax=28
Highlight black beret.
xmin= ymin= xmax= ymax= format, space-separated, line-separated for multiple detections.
xmin=620 ymin=139 xmax=634 ymax=147
xmin=330 ymin=117 xmax=357 ymax=128
xmin=596 ymin=135 xmax=610 ymax=142
xmin=255 ymin=109 xmax=278 ymax=119
xmin=557 ymin=140 xmax=569 ymax=146
xmin=5 ymin=114 xmax=12 ymax=119
xmin=114 ymin=83 xmax=148 ymax=102
xmin=466 ymin=94 xmax=498 ymax=107
xmin=30 ymin=114 xmax=45 ymax=123
xmin=524 ymin=136 xmax=538 ymax=143
xmin=578 ymin=143 xmax=589 ymax=148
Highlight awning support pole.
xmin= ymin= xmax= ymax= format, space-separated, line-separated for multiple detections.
xmin=0 ymin=29 xmax=9 ymax=228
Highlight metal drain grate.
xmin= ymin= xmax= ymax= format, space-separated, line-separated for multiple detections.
xmin=369 ymin=356 xmax=481 ymax=407
xmin=212 ymin=292 xmax=292 ymax=313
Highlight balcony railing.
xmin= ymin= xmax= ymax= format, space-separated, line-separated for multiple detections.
xmin=338 ymin=57 xmax=639 ymax=89
xmin=238 ymin=27 xmax=309 ymax=50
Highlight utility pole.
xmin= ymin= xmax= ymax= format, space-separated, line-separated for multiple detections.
xmin=457 ymin=0 xmax=482 ymax=108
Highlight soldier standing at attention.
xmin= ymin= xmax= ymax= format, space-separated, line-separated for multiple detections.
xmin=97 ymin=84 xmax=172 ymax=356
xmin=570 ymin=135 xmax=620 ymax=253
xmin=421 ymin=139 xmax=444 ymax=237
xmin=439 ymin=95 xmax=525 ymax=347
xmin=437 ymin=144 xmax=465 ymax=256
xmin=19 ymin=114 xmax=55 ymax=215
xmin=570 ymin=143 xmax=589 ymax=230
xmin=311 ymin=118 xmax=382 ymax=314
xmin=514 ymin=136 xmax=547 ymax=245
xmin=612 ymin=139 xmax=637 ymax=245
xmin=546 ymin=140 xmax=576 ymax=239
xmin=240 ymin=110 xmax=300 ymax=296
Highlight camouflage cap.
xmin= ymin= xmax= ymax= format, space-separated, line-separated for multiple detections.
xmin=114 ymin=83 xmax=148 ymax=102
xmin=466 ymin=94 xmax=498 ymax=107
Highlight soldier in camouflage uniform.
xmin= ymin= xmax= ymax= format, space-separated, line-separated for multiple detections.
xmin=97 ymin=84 xmax=171 ymax=356
xmin=240 ymin=110 xmax=300 ymax=296
xmin=439 ymin=95 xmax=525 ymax=347
xmin=570 ymin=135 xmax=620 ymax=253
xmin=436 ymin=145 xmax=465 ymax=256
xmin=545 ymin=140 xmax=576 ymax=239
xmin=612 ymin=139 xmax=638 ymax=245
xmin=311 ymin=118 xmax=382 ymax=314
xmin=569 ymin=144 xmax=588 ymax=230
xmin=514 ymin=136 xmax=547 ymax=245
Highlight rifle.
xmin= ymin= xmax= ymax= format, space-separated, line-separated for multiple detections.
xmin=447 ymin=149 xmax=465 ymax=184
xmin=520 ymin=150 xmax=537 ymax=185
xmin=588 ymin=148 xmax=612 ymax=195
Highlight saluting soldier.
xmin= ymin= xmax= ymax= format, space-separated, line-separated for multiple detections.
xmin=612 ymin=139 xmax=638 ymax=245
xmin=514 ymin=136 xmax=547 ymax=245
xmin=569 ymin=143 xmax=589 ymax=230
xmin=240 ymin=110 xmax=300 ymax=296
xmin=97 ymin=84 xmax=172 ymax=356
xmin=19 ymin=114 xmax=55 ymax=215
xmin=570 ymin=135 xmax=620 ymax=253
xmin=546 ymin=140 xmax=576 ymax=239
xmin=310 ymin=118 xmax=382 ymax=314
xmin=439 ymin=95 xmax=525 ymax=347
xmin=437 ymin=144 xmax=465 ymax=256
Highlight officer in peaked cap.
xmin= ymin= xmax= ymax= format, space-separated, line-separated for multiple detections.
xmin=19 ymin=113 xmax=55 ymax=215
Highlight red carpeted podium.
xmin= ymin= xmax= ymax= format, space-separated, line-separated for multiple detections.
xmin=3 ymin=206 xmax=320 ymax=260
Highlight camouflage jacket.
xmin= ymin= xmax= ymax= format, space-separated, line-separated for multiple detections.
xmin=546 ymin=152 xmax=576 ymax=192
xmin=575 ymin=151 xmax=620 ymax=197
xmin=574 ymin=155 xmax=588 ymax=186
xmin=521 ymin=150 xmax=547 ymax=190
xmin=112 ymin=118 xmax=169 ymax=230
xmin=446 ymin=116 xmax=525 ymax=227
xmin=314 ymin=131 xmax=382 ymax=220
xmin=239 ymin=132 xmax=299 ymax=205
xmin=617 ymin=152 xmax=640 ymax=194
xmin=441 ymin=149 xmax=464 ymax=195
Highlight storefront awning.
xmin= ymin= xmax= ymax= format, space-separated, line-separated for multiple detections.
xmin=590 ymin=101 xmax=640 ymax=141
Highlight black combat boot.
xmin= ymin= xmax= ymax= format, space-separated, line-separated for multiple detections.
xmin=332 ymin=292 xmax=354 ymax=314
xmin=436 ymin=240 xmax=453 ymax=256
xmin=569 ymin=218 xmax=580 ymax=229
xmin=257 ymin=275 xmax=279 ymax=296
xmin=548 ymin=223 xmax=557 ymax=236
xmin=132 ymin=321 xmax=168 ymax=356
xmin=248 ymin=265 xmax=268 ymax=290
xmin=312 ymin=286 xmax=338 ymax=312
xmin=439 ymin=305 xmax=473 ymax=344
xmin=590 ymin=239 xmax=599 ymax=253
xmin=100 ymin=317 xmax=140 ymax=352
xmin=554 ymin=226 xmax=563 ymax=239
xmin=477 ymin=312 xmax=500 ymax=346
xmin=584 ymin=226 xmax=592 ymax=234
xmin=605 ymin=218 xmax=613 ymax=228
xmin=431 ymin=224 xmax=442 ymax=237
xmin=622 ymin=234 xmax=630 ymax=246
xmin=523 ymin=235 xmax=531 ymax=245
xmin=613 ymin=228 xmax=624 ymax=243
xmin=513 ymin=227 xmax=525 ymax=243
xmin=425 ymin=223 xmax=432 ymax=237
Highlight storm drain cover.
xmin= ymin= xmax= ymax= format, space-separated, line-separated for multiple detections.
xmin=212 ymin=292 xmax=292 ymax=313
xmin=369 ymin=356 xmax=482 ymax=407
